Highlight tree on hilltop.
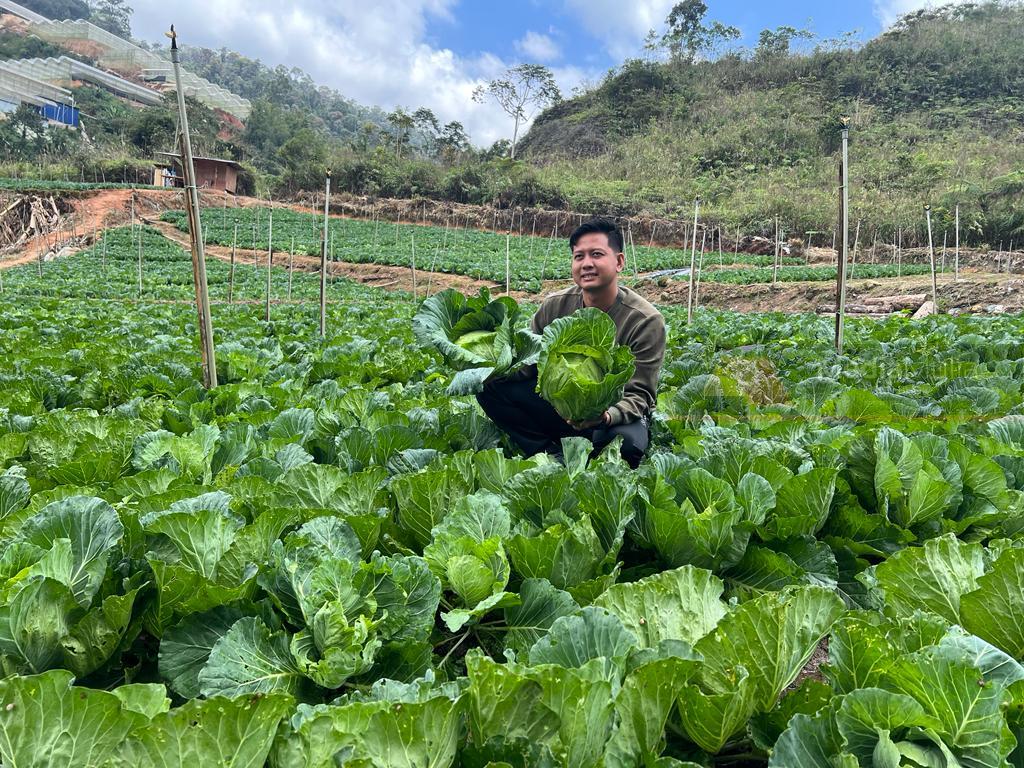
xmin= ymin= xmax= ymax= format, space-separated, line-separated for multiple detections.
xmin=472 ymin=63 xmax=561 ymax=160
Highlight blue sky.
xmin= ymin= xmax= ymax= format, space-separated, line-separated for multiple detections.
xmin=428 ymin=1 xmax=885 ymax=74
xmin=130 ymin=0 xmax=939 ymax=145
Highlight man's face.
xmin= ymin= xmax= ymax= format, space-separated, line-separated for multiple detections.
xmin=571 ymin=232 xmax=624 ymax=291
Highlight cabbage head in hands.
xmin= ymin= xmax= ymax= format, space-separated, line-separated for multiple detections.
xmin=536 ymin=307 xmax=635 ymax=423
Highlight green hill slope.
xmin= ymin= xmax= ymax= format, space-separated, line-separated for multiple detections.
xmin=519 ymin=1 xmax=1024 ymax=245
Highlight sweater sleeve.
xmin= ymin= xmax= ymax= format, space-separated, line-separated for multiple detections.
xmin=606 ymin=313 xmax=666 ymax=426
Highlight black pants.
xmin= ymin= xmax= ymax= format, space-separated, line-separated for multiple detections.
xmin=476 ymin=376 xmax=650 ymax=468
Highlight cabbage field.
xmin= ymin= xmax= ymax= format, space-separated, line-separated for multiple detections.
xmin=2 ymin=227 xmax=1024 ymax=766
xmin=160 ymin=207 xmax=804 ymax=292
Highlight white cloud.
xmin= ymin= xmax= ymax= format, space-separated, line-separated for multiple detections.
xmin=562 ymin=0 xmax=675 ymax=59
xmin=872 ymin=0 xmax=970 ymax=28
xmin=515 ymin=30 xmax=561 ymax=62
xmin=129 ymin=0 xmax=548 ymax=147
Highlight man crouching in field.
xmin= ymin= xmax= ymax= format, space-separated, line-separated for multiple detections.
xmin=477 ymin=218 xmax=666 ymax=468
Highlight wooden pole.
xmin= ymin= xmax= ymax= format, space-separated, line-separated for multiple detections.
xmin=320 ymin=172 xmax=330 ymax=336
xmin=169 ymin=25 xmax=216 ymax=388
xmin=954 ymin=205 xmax=960 ymax=281
xmin=228 ymin=222 xmax=236 ymax=304
xmin=265 ymin=207 xmax=273 ymax=321
xmin=940 ymin=230 xmax=947 ymax=274
xmin=505 ymin=233 xmax=511 ymax=295
xmin=687 ymin=198 xmax=700 ymax=324
xmin=836 ymin=125 xmax=849 ymax=354
xmin=648 ymin=220 xmax=658 ymax=248
xmin=925 ymin=205 xmax=938 ymax=310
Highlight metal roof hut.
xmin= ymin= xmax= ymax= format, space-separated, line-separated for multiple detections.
xmin=153 ymin=152 xmax=241 ymax=194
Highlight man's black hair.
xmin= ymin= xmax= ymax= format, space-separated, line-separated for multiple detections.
xmin=569 ymin=217 xmax=624 ymax=254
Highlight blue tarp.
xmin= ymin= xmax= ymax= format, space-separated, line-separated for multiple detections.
xmin=40 ymin=102 xmax=79 ymax=127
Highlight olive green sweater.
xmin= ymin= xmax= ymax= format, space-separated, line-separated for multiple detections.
xmin=531 ymin=285 xmax=666 ymax=426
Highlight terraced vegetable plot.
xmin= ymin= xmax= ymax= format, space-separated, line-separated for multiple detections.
xmin=161 ymin=207 xmax=803 ymax=292
xmin=2 ymin=232 xmax=1024 ymax=766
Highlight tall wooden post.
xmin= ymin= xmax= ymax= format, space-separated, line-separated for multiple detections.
xmin=169 ymin=25 xmax=216 ymax=388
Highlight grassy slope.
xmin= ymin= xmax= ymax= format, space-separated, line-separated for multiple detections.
xmin=519 ymin=2 xmax=1024 ymax=245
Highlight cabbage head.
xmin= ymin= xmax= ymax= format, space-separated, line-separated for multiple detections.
xmin=536 ymin=308 xmax=635 ymax=422
xmin=413 ymin=288 xmax=539 ymax=394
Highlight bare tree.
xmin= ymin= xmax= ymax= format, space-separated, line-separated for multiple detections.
xmin=472 ymin=64 xmax=561 ymax=159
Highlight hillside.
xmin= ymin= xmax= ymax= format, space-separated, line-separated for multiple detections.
xmin=519 ymin=1 xmax=1024 ymax=246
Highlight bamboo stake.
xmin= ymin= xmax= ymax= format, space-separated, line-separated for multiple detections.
xmin=925 ymin=205 xmax=938 ymax=310
xmin=849 ymin=219 xmax=861 ymax=280
xmin=541 ymin=221 xmax=557 ymax=284
xmin=265 ymin=207 xmax=273 ymax=322
xmin=687 ymin=198 xmax=700 ymax=324
xmin=228 ymin=222 xmax=236 ymax=304
xmin=694 ymin=228 xmax=707 ymax=309
xmin=287 ymin=235 xmax=294 ymax=301
xmin=170 ymin=25 xmax=216 ymax=387
xmin=528 ymin=214 xmax=537 ymax=263
xmin=320 ymin=172 xmax=330 ymax=336
xmin=411 ymin=232 xmax=418 ymax=299
xmin=1008 ymin=240 xmax=1015 ymax=276
xmin=648 ymin=220 xmax=658 ymax=248
xmin=836 ymin=124 xmax=849 ymax=354
xmin=954 ymin=205 xmax=960 ymax=281
xmin=505 ymin=234 xmax=511 ymax=295
xmin=897 ymin=228 xmax=903 ymax=277
xmin=627 ymin=222 xmax=637 ymax=275
xmin=137 ymin=225 xmax=143 ymax=298
xmin=772 ymin=216 xmax=780 ymax=285
xmin=940 ymin=230 xmax=947 ymax=274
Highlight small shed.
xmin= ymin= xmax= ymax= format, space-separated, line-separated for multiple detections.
xmin=152 ymin=152 xmax=241 ymax=194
